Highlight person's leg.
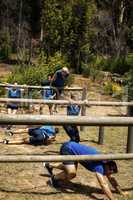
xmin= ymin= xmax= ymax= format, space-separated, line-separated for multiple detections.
xmin=48 ymin=105 xmax=53 ymax=115
xmin=63 ymin=125 xmax=80 ymax=143
xmin=29 ymin=133 xmax=45 ymax=145
xmin=28 ymin=127 xmax=40 ymax=137
xmin=2 ymin=137 xmax=29 ymax=145
xmin=12 ymin=128 xmax=29 ymax=134
xmin=49 ymin=163 xmax=77 ymax=181
xmin=72 ymin=126 xmax=80 ymax=143
xmin=7 ymin=108 xmax=12 ymax=114
xmin=53 ymin=88 xmax=61 ymax=113
xmin=12 ymin=109 xmax=17 ymax=114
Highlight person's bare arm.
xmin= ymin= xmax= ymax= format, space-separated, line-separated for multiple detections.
xmin=96 ymin=172 xmax=118 ymax=200
xmin=107 ymin=175 xmax=128 ymax=199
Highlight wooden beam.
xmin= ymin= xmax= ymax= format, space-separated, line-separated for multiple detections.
xmin=0 ymin=153 xmax=132 ymax=162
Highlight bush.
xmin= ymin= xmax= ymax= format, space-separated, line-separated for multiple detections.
xmin=82 ymin=63 xmax=90 ymax=77
xmin=103 ymin=82 xmax=113 ymax=95
xmin=6 ymin=52 xmax=71 ymax=86
xmin=100 ymin=58 xmax=131 ymax=75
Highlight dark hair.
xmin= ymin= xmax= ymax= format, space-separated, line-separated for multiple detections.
xmin=107 ymin=160 xmax=118 ymax=174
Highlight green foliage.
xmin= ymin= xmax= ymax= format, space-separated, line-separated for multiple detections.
xmin=81 ymin=63 xmax=90 ymax=77
xmin=6 ymin=52 xmax=70 ymax=86
xmin=99 ymin=58 xmax=132 ymax=75
xmin=7 ymin=64 xmax=48 ymax=85
xmin=125 ymin=69 xmax=133 ymax=101
xmin=103 ymin=82 xmax=113 ymax=95
xmin=0 ymin=30 xmax=11 ymax=60
xmin=41 ymin=0 xmax=97 ymax=73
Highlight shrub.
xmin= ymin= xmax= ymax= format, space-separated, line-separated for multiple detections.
xmin=100 ymin=58 xmax=131 ymax=75
xmin=82 ymin=63 xmax=90 ymax=77
xmin=103 ymin=82 xmax=113 ymax=95
xmin=6 ymin=52 xmax=71 ymax=86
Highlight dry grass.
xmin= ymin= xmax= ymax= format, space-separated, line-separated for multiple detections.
xmin=0 ymin=76 xmax=132 ymax=200
xmin=0 ymin=117 xmax=132 ymax=200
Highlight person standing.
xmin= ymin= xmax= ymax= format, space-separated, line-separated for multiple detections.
xmin=63 ymin=93 xmax=81 ymax=142
xmin=6 ymin=82 xmax=21 ymax=114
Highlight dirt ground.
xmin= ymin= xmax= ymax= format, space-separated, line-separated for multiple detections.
xmin=0 ymin=76 xmax=133 ymax=200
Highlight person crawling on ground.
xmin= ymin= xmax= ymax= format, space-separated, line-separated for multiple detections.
xmin=44 ymin=141 xmax=127 ymax=200
xmin=1 ymin=125 xmax=59 ymax=145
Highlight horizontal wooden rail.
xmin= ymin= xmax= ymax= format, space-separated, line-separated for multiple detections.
xmin=0 ymin=98 xmax=133 ymax=106
xmin=0 ymin=83 xmax=83 ymax=91
xmin=0 ymin=114 xmax=133 ymax=126
xmin=0 ymin=153 xmax=132 ymax=162
xmin=0 ymin=98 xmax=85 ymax=105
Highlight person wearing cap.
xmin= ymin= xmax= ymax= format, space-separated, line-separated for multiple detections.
xmin=44 ymin=141 xmax=127 ymax=200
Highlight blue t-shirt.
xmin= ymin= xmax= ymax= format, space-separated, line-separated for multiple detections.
xmin=54 ymin=70 xmax=68 ymax=87
xmin=8 ymin=88 xmax=21 ymax=98
xmin=61 ymin=141 xmax=105 ymax=175
xmin=42 ymin=87 xmax=54 ymax=100
xmin=67 ymin=105 xmax=80 ymax=116
xmin=40 ymin=125 xmax=56 ymax=137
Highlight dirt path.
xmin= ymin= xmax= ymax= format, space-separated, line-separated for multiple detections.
xmin=0 ymin=75 xmax=132 ymax=200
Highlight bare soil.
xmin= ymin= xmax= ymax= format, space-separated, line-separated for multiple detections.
xmin=0 ymin=74 xmax=132 ymax=200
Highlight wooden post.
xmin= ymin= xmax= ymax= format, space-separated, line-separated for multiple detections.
xmin=98 ymin=126 xmax=104 ymax=145
xmin=80 ymin=86 xmax=87 ymax=131
xmin=127 ymin=106 xmax=133 ymax=153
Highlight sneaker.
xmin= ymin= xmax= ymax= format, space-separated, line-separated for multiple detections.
xmin=43 ymin=162 xmax=53 ymax=176
xmin=5 ymin=129 xmax=13 ymax=136
xmin=3 ymin=139 xmax=9 ymax=144
xmin=49 ymin=175 xmax=61 ymax=188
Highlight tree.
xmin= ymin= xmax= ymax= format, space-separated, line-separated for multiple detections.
xmin=40 ymin=0 xmax=97 ymax=73
xmin=94 ymin=0 xmax=133 ymax=59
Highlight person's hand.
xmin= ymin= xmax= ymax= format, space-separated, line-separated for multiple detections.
xmin=65 ymin=85 xmax=69 ymax=89
xmin=69 ymin=99 xmax=75 ymax=104
xmin=83 ymin=99 xmax=88 ymax=104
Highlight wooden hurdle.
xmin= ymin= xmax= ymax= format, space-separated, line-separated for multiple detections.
xmin=1 ymin=98 xmax=133 ymax=106
xmin=0 ymin=153 xmax=132 ymax=163
xmin=1 ymin=98 xmax=133 ymax=149
xmin=0 ymin=83 xmax=84 ymax=92
xmin=0 ymin=114 xmax=133 ymax=153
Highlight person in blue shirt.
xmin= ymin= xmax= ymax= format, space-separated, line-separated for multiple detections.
xmin=41 ymin=74 xmax=56 ymax=114
xmin=44 ymin=141 xmax=126 ymax=200
xmin=63 ymin=93 xmax=81 ymax=142
xmin=51 ymin=67 xmax=69 ymax=112
xmin=2 ymin=125 xmax=59 ymax=145
xmin=6 ymin=82 xmax=22 ymax=114
xmin=51 ymin=67 xmax=69 ymax=95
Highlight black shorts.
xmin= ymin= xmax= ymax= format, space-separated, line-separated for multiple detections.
xmin=7 ymin=104 xmax=18 ymax=110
